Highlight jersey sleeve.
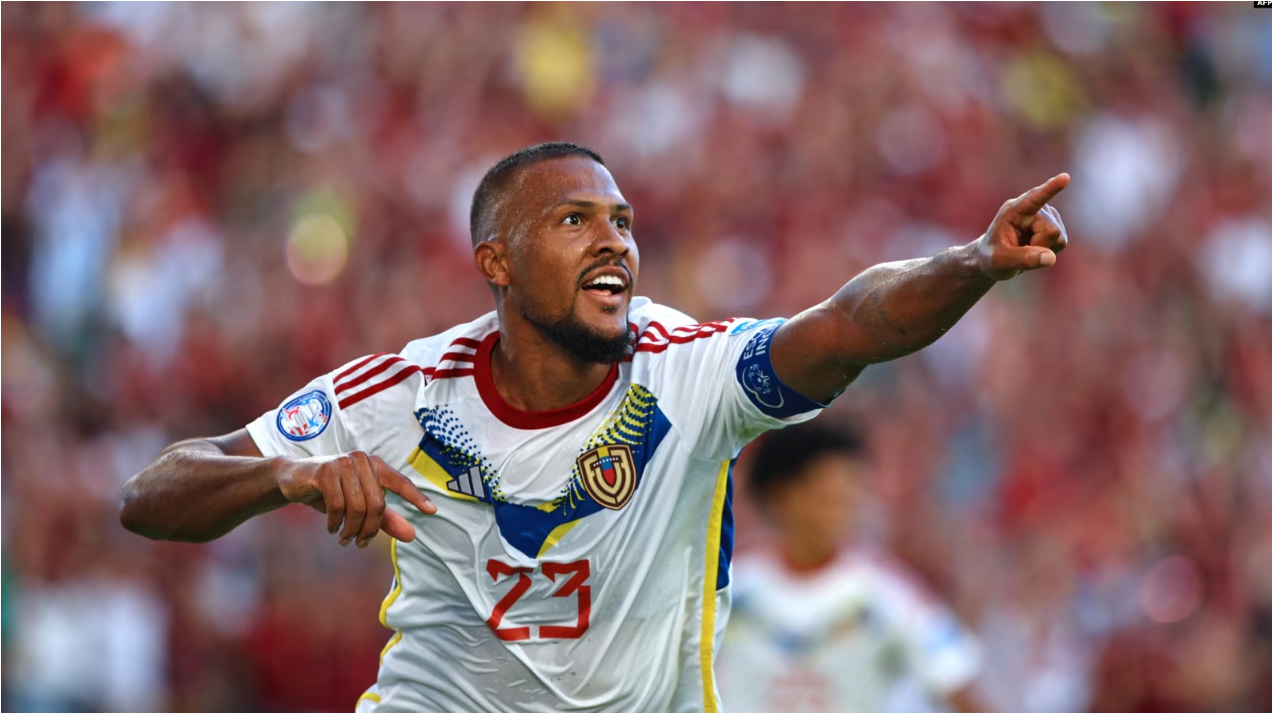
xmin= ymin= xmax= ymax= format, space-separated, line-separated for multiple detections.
xmin=245 ymin=353 xmax=414 ymax=460
xmin=868 ymin=560 xmax=984 ymax=696
xmin=642 ymin=316 xmax=833 ymax=460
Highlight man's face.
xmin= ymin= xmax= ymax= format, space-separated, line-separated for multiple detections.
xmin=490 ymin=157 xmax=639 ymax=363
xmin=768 ymin=453 xmax=859 ymax=548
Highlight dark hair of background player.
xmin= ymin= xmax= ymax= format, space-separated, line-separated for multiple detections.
xmin=749 ymin=422 xmax=867 ymax=501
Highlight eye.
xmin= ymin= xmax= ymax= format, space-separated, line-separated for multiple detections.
xmin=562 ymin=213 xmax=582 ymax=226
xmin=614 ymin=216 xmax=630 ymax=230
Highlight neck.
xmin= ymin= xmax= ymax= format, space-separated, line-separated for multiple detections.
xmin=779 ymin=538 xmax=839 ymax=574
xmin=489 ymin=313 xmax=616 ymax=412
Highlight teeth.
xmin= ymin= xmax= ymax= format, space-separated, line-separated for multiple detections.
xmin=587 ymin=275 xmax=624 ymax=289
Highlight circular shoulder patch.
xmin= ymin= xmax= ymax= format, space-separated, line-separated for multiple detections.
xmin=277 ymin=390 xmax=332 ymax=441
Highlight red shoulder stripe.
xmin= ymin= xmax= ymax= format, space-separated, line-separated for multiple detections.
xmin=336 ymin=334 xmax=483 ymax=408
xmin=634 ymin=321 xmax=728 ymax=353
xmin=667 ymin=326 xmax=727 ymax=343
xmin=669 ymin=320 xmax=727 ymax=335
xmin=637 ymin=321 xmax=727 ymax=343
xmin=333 ymin=353 xmax=391 ymax=383
xmin=437 ymin=351 xmax=476 ymax=364
xmin=338 ymin=365 xmax=422 ymax=409
xmin=431 ymin=367 xmax=476 ymax=380
xmin=334 ymin=355 xmax=405 ymax=394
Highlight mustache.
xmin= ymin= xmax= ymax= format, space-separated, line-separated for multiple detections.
xmin=577 ymin=258 xmax=634 ymax=287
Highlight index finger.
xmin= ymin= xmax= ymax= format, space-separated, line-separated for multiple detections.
xmin=1013 ymin=173 xmax=1070 ymax=216
xmin=371 ymin=456 xmax=438 ymax=515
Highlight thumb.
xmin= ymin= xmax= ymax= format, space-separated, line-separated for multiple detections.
xmin=1026 ymin=246 xmax=1058 ymax=269
xmin=987 ymin=244 xmax=1059 ymax=278
xmin=992 ymin=245 xmax=1056 ymax=276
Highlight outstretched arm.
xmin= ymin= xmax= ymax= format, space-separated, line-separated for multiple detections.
xmin=119 ymin=428 xmax=436 ymax=546
xmin=773 ymin=175 xmax=1070 ymax=403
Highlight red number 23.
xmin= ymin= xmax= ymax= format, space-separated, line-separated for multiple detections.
xmin=485 ymin=559 xmax=591 ymax=641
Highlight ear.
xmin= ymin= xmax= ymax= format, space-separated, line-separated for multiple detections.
xmin=474 ymin=239 xmax=511 ymax=288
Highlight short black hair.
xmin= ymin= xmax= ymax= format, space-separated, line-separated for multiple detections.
xmin=749 ymin=422 xmax=866 ymax=500
xmin=469 ymin=142 xmax=605 ymax=246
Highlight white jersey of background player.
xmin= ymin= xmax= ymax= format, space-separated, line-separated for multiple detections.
xmin=118 ymin=143 xmax=1070 ymax=712
xmin=716 ymin=424 xmax=983 ymax=712
xmin=251 ymin=301 xmax=821 ymax=711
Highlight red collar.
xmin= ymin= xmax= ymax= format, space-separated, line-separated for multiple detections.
xmin=474 ymin=331 xmax=619 ymax=430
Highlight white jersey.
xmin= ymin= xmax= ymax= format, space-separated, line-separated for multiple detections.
xmin=716 ymin=548 xmax=983 ymax=713
xmin=246 ymin=298 xmax=825 ymax=712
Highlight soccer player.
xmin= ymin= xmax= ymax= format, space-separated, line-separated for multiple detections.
xmin=716 ymin=423 xmax=984 ymax=712
xmin=119 ymin=142 xmax=1068 ymax=711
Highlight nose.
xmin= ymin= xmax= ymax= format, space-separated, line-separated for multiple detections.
xmin=588 ymin=220 xmax=631 ymax=259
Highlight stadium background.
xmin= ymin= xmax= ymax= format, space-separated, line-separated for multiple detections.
xmin=1 ymin=2 xmax=1269 ymax=711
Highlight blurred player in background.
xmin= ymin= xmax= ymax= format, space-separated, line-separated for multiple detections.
xmin=717 ymin=424 xmax=983 ymax=712
xmin=119 ymin=141 xmax=1067 ymax=711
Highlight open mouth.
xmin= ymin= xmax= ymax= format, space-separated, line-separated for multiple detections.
xmin=581 ymin=274 xmax=627 ymax=296
xmin=579 ymin=265 xmax=631 ymax=305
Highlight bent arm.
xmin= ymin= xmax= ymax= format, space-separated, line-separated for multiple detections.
xmin=119 ymin=428 xmax=290 ymax=542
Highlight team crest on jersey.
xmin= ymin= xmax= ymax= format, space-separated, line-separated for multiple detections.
xmin=576 ymin=444 xmax=637 ymax=510
xmin=412 ymin=387 xmax=672 ymax=559
xmin=277 ymin=390 xmax=331 ymax=441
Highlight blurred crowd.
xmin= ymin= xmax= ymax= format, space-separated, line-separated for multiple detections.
xmin=2 ymin=2 xmax=1269 ymax=712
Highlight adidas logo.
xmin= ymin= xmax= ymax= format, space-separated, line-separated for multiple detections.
xmin=447 ymin=465 xmax=485 ymax=499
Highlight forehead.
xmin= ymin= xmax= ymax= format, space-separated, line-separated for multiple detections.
xmin=508 ymin=157 xmax=626 ymax=214
xmin=800 ymin=453 xmax=862 ymax=483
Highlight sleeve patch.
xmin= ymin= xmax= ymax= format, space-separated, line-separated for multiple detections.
xmin=728 ymin=317 xmax=782 ymax=336
xmin=735 ymin=320 xmax=827 ymax=418
xmin=276 ymin=390 xmax=333 ymax=441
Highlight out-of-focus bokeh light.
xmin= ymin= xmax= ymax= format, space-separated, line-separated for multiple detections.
xmin=515 ymin=18 xmax=594 ymax=118
xmin=1139 ymin=556 xmax=1203 ymax=625
xmin=693 ymin=239 xmax=773 ymax=313
xmin=286 ymin=214 xmax=348 ymax=286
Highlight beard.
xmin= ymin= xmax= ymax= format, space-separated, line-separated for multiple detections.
xmin=522 ymin=299 xmax=629 ymax=365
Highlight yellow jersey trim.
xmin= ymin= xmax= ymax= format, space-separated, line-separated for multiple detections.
xmin=378 ymin=538 xmax=404 ymax=665
xmin=410 ymin=447 xmax=479 ymax=502
xmin=537 ymin=520 xmax=582 ymax=558
xmin=355 ymin=690 xmax=381 ymax=711
xmin=699 ymin=459 xmax=730 ymax=713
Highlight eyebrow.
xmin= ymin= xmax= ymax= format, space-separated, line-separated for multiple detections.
xmin=556 ymin=199 xmax=633 ymax=213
